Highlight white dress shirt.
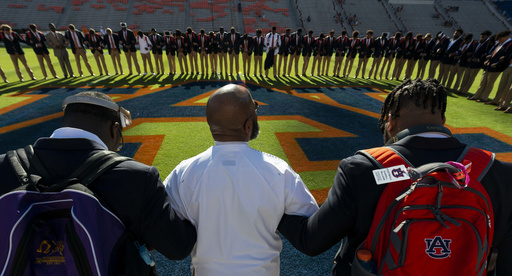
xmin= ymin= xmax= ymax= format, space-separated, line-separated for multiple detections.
xmin=264 ymin=32 xmax=281 ymax=55
xmin=164 ymin=142 xmax=318 ymax=276
xmin=137 ymin=35 xmax=152 ymax=54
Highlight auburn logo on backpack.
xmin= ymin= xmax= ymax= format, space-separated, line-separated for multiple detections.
xmin=425 ymin=236 xmax=451 ymax=259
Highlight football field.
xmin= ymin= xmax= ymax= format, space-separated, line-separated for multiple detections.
xmin=1 ymin=48 xmax=511 ymax=275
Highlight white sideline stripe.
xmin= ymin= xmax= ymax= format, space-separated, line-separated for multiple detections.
xmin=1 ymin=198 xmax=74 ymax=276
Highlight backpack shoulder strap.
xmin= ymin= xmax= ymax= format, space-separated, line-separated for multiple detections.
xmin=358 ymin=146 xmax=413 ymax=169
xmin=457 ymin=146 xmax=494 ymax=182
xmin=69 ymin=150 xmax=132 ymax=186
xmin=6 ymin=149 xmax=30 ymax=186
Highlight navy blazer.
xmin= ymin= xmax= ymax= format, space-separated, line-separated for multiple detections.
xmin=117 ymin=29 xmax=137 ymax=52
xmin=289 ymin=33 xmax=303 ymax=55
xmin=252 ymin=36 xmax=265 ymax=56
xmin=85 ymin=33 xmax=104 ymax=54
xmin=1 ymin=31 xmax=26 ymax=55
xmin=65 ymin=30 xmax=87 ymax=54
xmin=103 ymin=33 xmax=121 ymax=54
xmin=25 ymin=30 xmax=50 ymax=55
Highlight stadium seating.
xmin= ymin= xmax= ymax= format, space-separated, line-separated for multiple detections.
xmin=0 ymin=0 xmax=508 ymax=37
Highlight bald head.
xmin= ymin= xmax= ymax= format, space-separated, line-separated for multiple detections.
xmin=206 ymin=84 xmax=259 ymax=142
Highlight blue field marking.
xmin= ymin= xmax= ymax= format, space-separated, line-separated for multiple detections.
xmin=454 ymin=133 xmax=512 ymax=153
xmin=294 ymin=86 xmax=384 ymax=113
xmin=1 ymin=87 xmax=139 ymax=129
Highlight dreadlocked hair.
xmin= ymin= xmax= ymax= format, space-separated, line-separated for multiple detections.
xmin=378 ymin=78 xmax=447 ymax=130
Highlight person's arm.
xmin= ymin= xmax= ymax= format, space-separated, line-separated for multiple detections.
xmin=279 ymin=161 xmax=357 ymax=256
xmin=140 ymin=166 xmax=196 ymax=260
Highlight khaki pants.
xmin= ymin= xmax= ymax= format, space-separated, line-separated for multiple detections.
xmin=177 ymin=51 xmax=188 ymax=74
xmin=393 ymin=58 xmax=406 ymax=80
xmin=369 ymin=57 xmax=382 ymax=79
xmin=254 ymin=55 xmax=263 ymax=76
xmin=451 ymin=64 xmax=467 ymax=91
xmin=472 ymin=71 xmax=501 ymax=101
xmin=36 ymin=53 xmax=57 ymax=78
xmin=229 ymin=52 xmax=239 ymax=75
xmin=242 ymin=52 xmax=251 ymax=75
xmin=381 ymin=56 xmax=393 ymax=79
xmin=460 ymin=67 xmax=480 ymax=94
xmin=302 ymin=55 xmax=311 ymax=75
xmin=343 ymin=57 xmax=355 ymax=77
xmin=140 ymin=52 xmax=154 ymax=73
xmin=188 ymin=50 xmax=198 ymax=73
xmin=153 ymin=53 xmax=164 ymax=74
xmin=355 ymin=57 xmax=369 ymax=78
xmin=288 ymin=53 xmax=301 ymax=75
xmin=10 ymin=52 xmax=34 ymax=81
xmin=428 ymin=60 xmax=440 ymax=79
xmin=200 ymin=50 xmax=208 ymax=74
xmin=74 ymin=48 xmax=94 ymax=76
xmin=167 ymin=53 xmax=176 ymax=74
xmin=492 ymin=66 xmax=512 ymax=105
xmin=416 ymin=59 xmax=428 ymax=79
xmin=124 ymin=50 xmax=141 ymax=75
xmin=109 ymin=48 xmax=123 ymax=74
xmin=93 ymin=51 xmax=108 ymax=75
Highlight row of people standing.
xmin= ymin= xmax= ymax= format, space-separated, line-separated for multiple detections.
xmin=1 ymin=23 xmax=511 ymax=113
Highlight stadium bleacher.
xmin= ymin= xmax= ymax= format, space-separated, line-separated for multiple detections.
xmin=0 ymin=0 xmax=509 ymax=37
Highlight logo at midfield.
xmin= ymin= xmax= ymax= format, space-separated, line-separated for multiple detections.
xmin=391 ymin=168 xmax=406 ymax=178
xmin=425 ymin=236 xmax=452 ymax=259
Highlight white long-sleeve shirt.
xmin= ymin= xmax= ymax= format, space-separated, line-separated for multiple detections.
xmin=264 ymin=32 xmax=281 ymax=54
xmin=137 ymin=34 xmax=152 ymax=54
xmin=164 ymin=142 xmax=318 ymax=276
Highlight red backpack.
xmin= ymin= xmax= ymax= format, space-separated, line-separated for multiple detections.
xmin=352 ymin=146 xmax=495 ymax=276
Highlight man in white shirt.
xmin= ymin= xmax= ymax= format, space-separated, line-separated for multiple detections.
xmin=137 ymin=30 xmax=154 ymax=75
xmin=264 ymin=26 xmax=281 ymax=78
xmin=164 ymin=84 xmax=319 ymax=276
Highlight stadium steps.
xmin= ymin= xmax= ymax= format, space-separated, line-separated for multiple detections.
xmin=337 ymin=0 xmax=397 ymax=36
xmin=441 ymin=0 xmax=509 ymax=35
xmin=396 ymin=4 xmax=453 ymax=36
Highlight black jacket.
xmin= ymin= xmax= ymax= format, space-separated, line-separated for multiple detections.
xmin=0 ymin=138 xmax=197 ymax=269
xmin=1 ymin=31 xmax=26 ymax=55
xmin=278 ymin=129 xmax=512 ymax=276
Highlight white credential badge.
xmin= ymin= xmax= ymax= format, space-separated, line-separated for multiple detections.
xmin=372 ymin=165 xmax=410 ymax=185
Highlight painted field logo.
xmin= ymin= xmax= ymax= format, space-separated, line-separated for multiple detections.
xmin=391 ymin=168 xmax=406 ymax=178
xmin=425 ymin=236 xmax=452 ymax=259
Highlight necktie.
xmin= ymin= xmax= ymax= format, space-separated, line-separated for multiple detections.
xmin=54 ymin=32 xmax=61 ymax=47
xmin=367 ymin=39 xmax=369 ymax=47
xmin=178 ymin=39 xmax=181 ymax=48
xmin=110 ymin=35 xmax=115 ymax=48
xmin=72 ymin=32 xmax=80 ymax=48
xmin=93 ymin=35 xmax=96 ymax=43
xmin=232 ymin=34 xmax=235 ymax=44
xmin=351 ymin=40 xmax=355 ymax=47
xmin=271 ymin=34 xmax=274 ymax=48
xmin=492 ymin=45 xmax=501 ymax=57
xmin=244 ymin=40 xmax=247 ymax=51
xmin=202 ymin=36 xmax=204 ymax=48
xmin=124 ymin=31 xmax=127 ymax=41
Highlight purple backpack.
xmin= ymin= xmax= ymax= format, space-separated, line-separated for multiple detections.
xmin=1 ymin=146 xmax=131 ymax=276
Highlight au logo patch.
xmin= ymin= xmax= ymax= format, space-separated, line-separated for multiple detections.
xmin=425 ymin=236 xmax=452 ymax=259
